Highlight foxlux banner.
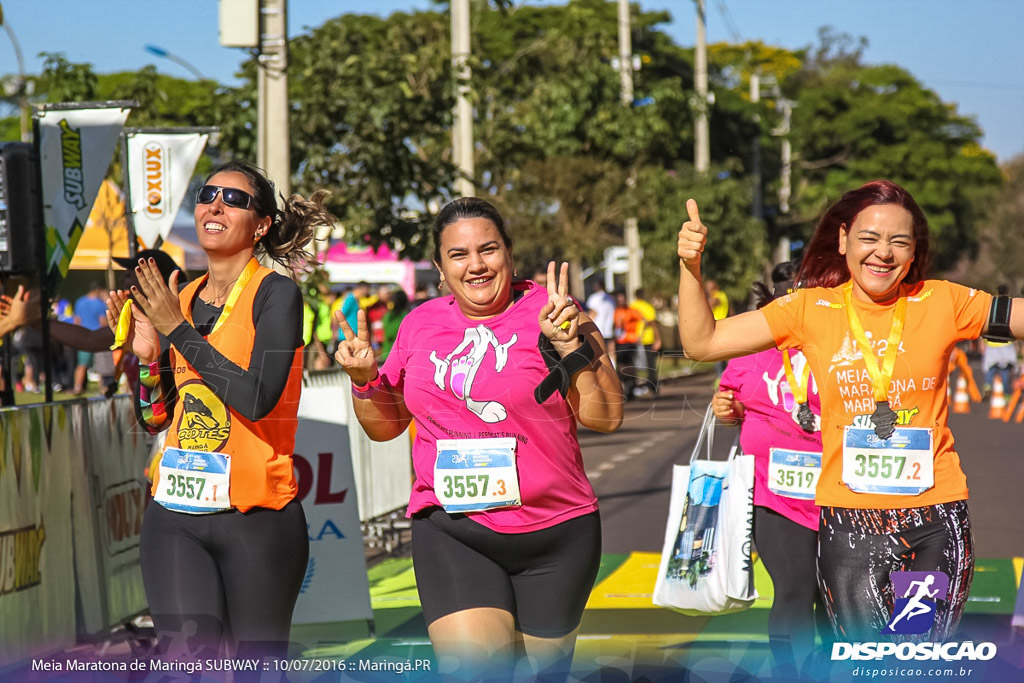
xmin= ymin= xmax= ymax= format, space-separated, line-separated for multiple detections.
xmin=126 ymin=130 xmax=209 ymax=247
xmin=36 ymin=102 xmax=131 ymax=289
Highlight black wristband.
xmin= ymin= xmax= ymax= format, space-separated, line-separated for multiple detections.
xmin=983 ymin=295 xmax=1014 ymax=343
xmin=534 ymin=335 xmax=597 ymax=404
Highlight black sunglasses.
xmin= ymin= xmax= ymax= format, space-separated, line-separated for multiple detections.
xmin=196 ymin=184 xmax=258 ymax=211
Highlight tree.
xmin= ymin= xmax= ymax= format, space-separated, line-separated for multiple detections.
xmin=961 ymin=154 xmax=1024 ymax=293
xmin=781 ymin=29 xmax=1003 ymax=273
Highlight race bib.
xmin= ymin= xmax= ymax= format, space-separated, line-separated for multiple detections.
xmin=154 ymin=447 xmax=232 ymax=514
xmin=434 ymin=437 xmax=521 ymax=512
xmin=842 ymin=427 xmax=934 ymax=495
xmin=768 ymin=448 xmax=822 ymax=500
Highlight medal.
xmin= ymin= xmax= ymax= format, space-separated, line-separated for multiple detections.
xmin=870 ymin=400 xmax=899 ymax=440
xmin=782 ymin=349 xmax=817 ymax=434
xmin=797 ymin=402 xmax=816 ymax=433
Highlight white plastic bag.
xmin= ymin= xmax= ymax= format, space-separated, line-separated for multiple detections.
xmin=652 ymin=404 xmax=757 ymax=615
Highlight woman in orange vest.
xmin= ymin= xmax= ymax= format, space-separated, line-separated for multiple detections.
xmin=107 ymin=161 xmax=333 ymax=660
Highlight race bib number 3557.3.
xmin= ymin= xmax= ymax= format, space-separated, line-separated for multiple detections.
xmin=434 ymin=437 xmax=521 ymax=512
xmin=154 ymin=447 xmax=232 ymax=514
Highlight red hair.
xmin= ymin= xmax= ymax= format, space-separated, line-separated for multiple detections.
xmin=796 ymin=180 xmax=931 ymax=289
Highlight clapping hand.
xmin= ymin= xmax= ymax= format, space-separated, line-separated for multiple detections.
xmin=106 ymin=289 xmax=161 ymax=364
xmin=539 ymin=261 xmax=580 ymax=354
xmin=129 ymin=258 xmax=185 ymax=337
xmin=677 ymin=199 xmax=707 ymax=272
xmin=334 ymin=309 xmax=379 ymax=385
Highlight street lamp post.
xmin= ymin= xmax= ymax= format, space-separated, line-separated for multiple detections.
xmin=0 ymin=1 xmax=30 ymax=142
xmin=144 ymin=44 xmax=209 ymax=81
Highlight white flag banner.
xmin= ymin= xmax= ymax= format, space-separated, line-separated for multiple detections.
xmin=126 ymin=130 xmax=209 ymax=247
xmin=36 ymin=102 xmax=131 ymax=288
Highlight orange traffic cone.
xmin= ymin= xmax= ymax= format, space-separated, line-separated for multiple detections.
xmin=989 ymin=376 xmax=1007 ymax=419
xmin=952 ymin=376 xmax=971 ymax=414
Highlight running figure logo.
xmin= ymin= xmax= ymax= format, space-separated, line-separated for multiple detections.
xmin=882 ymin=570 xmax=950 ymax=634
xmin=429 ymin=325 xmax=517 ymax=423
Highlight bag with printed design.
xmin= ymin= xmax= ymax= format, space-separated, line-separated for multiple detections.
xmin=653 ymin=404 xmax=758 ymax=615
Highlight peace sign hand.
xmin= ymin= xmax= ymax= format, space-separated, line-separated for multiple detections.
xmin=333 ymin=309 xmax=380 ymax=385
xmin=539 ymin=261 xmax=580 ymax=353
xmin=677 ymin=198 xmax=707 ymax=272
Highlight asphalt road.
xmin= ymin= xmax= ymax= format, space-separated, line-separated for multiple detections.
xmin=582 ymin=371 xmax=1024 ymax=560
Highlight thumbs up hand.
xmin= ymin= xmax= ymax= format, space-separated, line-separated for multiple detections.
xmin=677 ymin=198 xmax=707 ymax=272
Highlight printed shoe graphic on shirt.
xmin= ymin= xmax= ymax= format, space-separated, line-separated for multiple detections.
xmin=429 ymin=325 xmax=518 ymax=424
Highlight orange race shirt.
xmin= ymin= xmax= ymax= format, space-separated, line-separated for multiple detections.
xmin=761 ymin=279 xmax=991 ymax=509
xmin=156 ymin=264 xmax=304 ymax=512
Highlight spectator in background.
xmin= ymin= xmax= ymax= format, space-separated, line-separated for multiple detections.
xmin=365 ymin=284 xmax=392 ymax=351
xmin=379 ymin=288 xmax=410 ymax=362
xmin=982 ymin=284 xmax=1018 ymax=396
xmin=630 ymin=288 xmax=662 ymax=397
xmin=613 ymin=290 xmax=644 ymax=399
xmin=52 ymin=296 xmax=76 ymax=391
xmin=338 ymin=281 xmax=370 ymax=342
xmin=411 ymin=285 xmax=431 ymax=309
xmin=705 ymin=278 xmax=731 ymax=320
xmin=586 ymin=280 xmax=616 ymax=358
xmin=72 ymin=281 xmax=109 ymax=395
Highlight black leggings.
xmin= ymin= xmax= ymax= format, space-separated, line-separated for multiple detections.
xmin=140 ymin=499 xmax=309 ymax=659
xmin=817 ymin=501 xmax=973 ymax=642
xmin=412 ymin=508 xmax=602 ymax=638
xmin=754 ymin=506 xmax=827 ymax=675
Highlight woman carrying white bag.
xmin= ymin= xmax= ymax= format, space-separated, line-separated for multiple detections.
xmin=713 ymin=261 xmax=828 ymax=678
xmin=654 ymin=404 xmax=757 ymax=616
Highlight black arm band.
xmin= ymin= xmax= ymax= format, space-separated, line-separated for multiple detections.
xmin=534 ymin=334 xmax=598 ymax=404
xmin=983 ymin=295 xmax=1014 ymax=343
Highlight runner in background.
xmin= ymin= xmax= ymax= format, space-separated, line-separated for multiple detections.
xmin=676 ymin=179 xmax=1024 ymax=642
xmin=712 ymin=260 xmax=827 ymax=677
xmin=982 ymin=285 xmax=1017 ymax=396
xmin=585 ymin=280 xmax=616 ymax=359
xmin=333 ymin=197 xmax=622 ymax=681
xmin=613 ymin=290 xmax=644 ymax=399
xmin=630 ymin=289 xmax=662 ymax=396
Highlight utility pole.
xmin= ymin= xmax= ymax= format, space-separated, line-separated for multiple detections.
xmin=257 ymin=0 xmax=290 ymax=195
xmin=750 ymin=71 xmax=761 ymax=219
xmin=772 ymin=98 xmax=794 ymax=265
xmin=451 ymin=0 xmax=475 ymax=197
xmin=694 ymin=0 xmax=709 ymax=174
xmin=618 ymin=0 xmax=641 ymax=300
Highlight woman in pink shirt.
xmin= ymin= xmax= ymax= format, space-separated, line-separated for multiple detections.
xmin=712 ymin=261 xmax=826 ymax=678
xmin=334 ymin=197 xmax=623 ymax=681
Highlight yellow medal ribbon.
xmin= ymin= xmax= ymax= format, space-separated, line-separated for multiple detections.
xmin=781 ymin=350 xmax=810 ymax=407
xmin=842 ymin=281 xmax=907 ymax=405
xmin=202 ymin=258 xmax=261 ymax=336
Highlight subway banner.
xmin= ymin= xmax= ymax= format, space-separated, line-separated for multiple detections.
xmin=0 ymin=406 xmax=75 ymax=665
xmin=125 ymin=128 xmax=210 ymax=248
xmin=35 ymin=102 xmax=132 ymax=289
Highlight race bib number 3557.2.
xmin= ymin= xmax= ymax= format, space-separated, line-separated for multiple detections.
xmin=842 ymin=427 xmax=934 ymax=496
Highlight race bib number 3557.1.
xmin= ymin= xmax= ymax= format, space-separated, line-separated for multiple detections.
xmin=154 ymin=447 xmax=232 ymax=514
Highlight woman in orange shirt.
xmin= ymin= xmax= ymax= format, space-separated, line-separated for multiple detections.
xmin=675 ymin=180 xmax=1023 ymax=642
xmin=110 ymin=161 xmax=333 ymax=660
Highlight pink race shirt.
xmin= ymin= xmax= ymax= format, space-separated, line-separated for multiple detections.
xmin=720 ymin=348 xmax=821 ymax=530
xmin=380 ymin=282 xmax=598 ymax=533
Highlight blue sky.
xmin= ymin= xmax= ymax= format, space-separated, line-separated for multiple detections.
xmin=2 ymin=0 xmax=1022 ymax=161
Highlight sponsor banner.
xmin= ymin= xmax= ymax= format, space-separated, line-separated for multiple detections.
xmin=85 ymin=398 xmax=149 ymax=631
xmin=0 ymin=405 xmax=75 ymax=665
xmin=125 ymin=130 xmax=209 ymax=247
xmin=292 ymin=372 xmax=373 ymax=625
xmin=36 ymin=103 xmax=131 ymax=289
